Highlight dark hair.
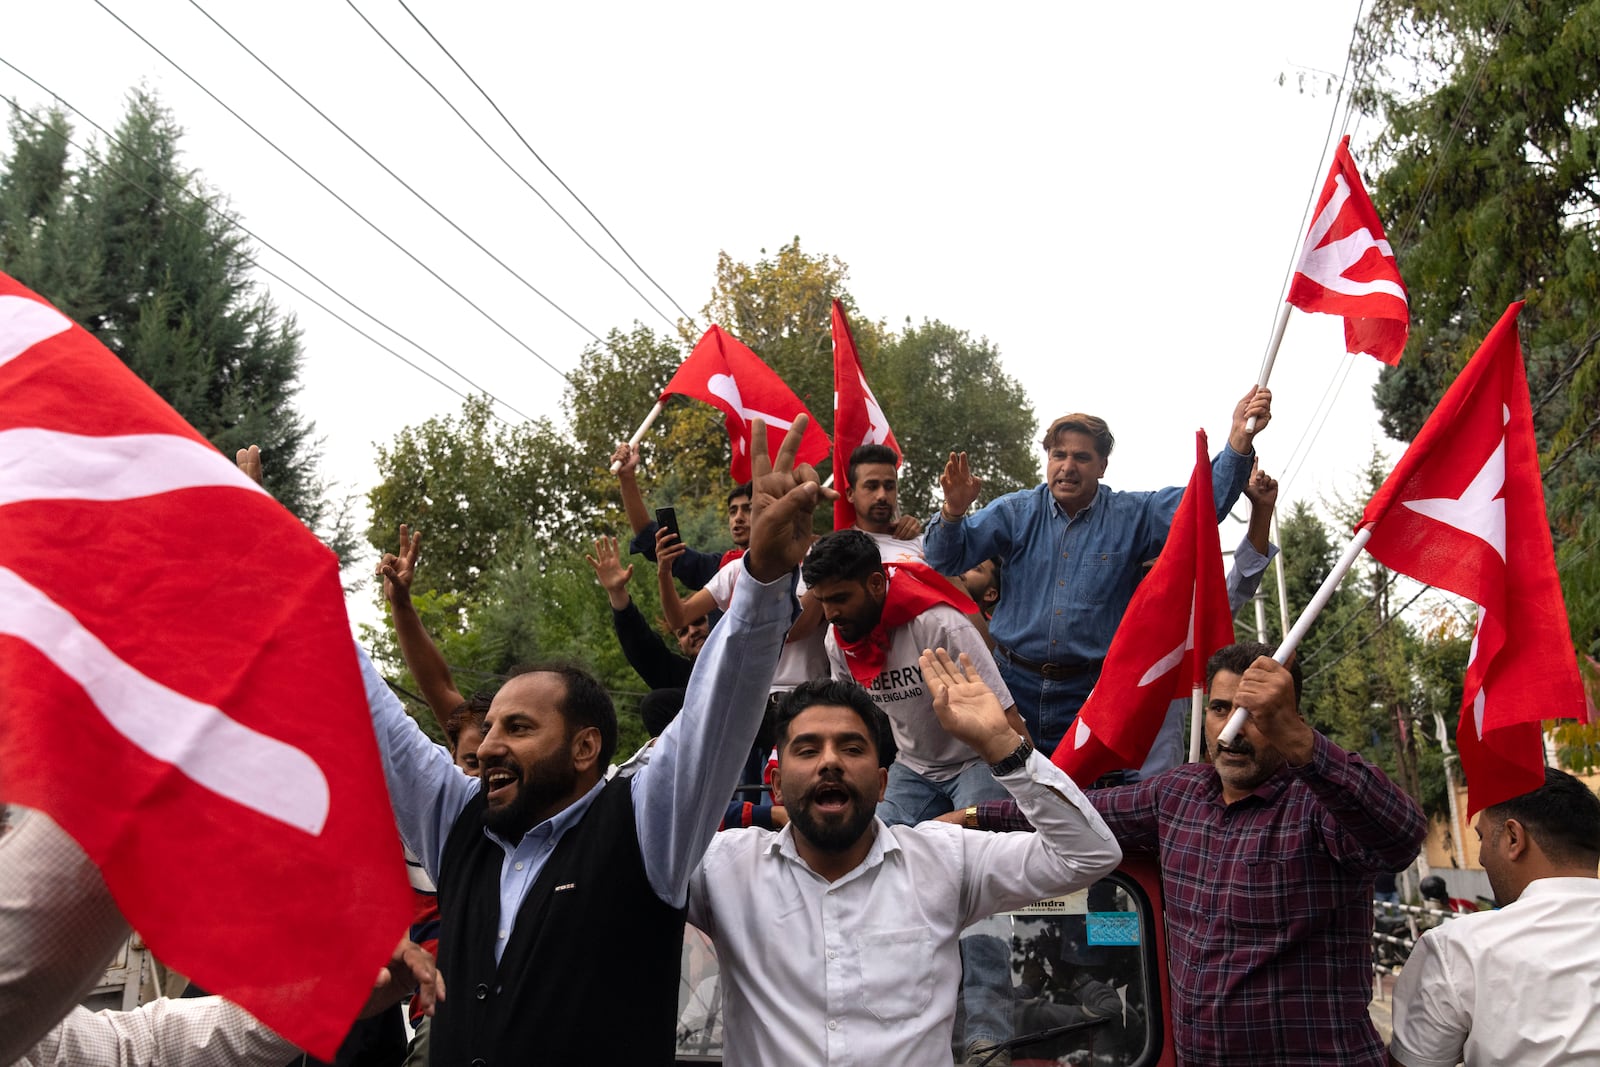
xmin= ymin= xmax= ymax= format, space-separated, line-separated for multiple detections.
xmin=503 ymin=662 xmax=619 ymax=767
xmin=1042 ymin=413 xmax=1114 ymax=460
xmin=1205 ymin=642 xmax=1303 ymax=705
xmin=1484 ymin=767 xmax=1600 ymax=866
xmin=847 ymin=443 xmax=899 ymax=488
xmin=727 ymin=482 xmax=753 ymax=506
xmin=637 ymin=687 xmax=686 ymax=739
xmin=984 ymin=555 xmax=1003 ymax=602
xmin=773 ymin=679 xmax=894 ymax=769
xmin=801 ymin=529 xmax=884 ymax=588
xmin=446 ymin=690 xmax=493 ymax=748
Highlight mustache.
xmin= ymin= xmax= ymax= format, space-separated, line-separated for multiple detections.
xmin=1214 ymin=739 xmax=1255 ymax=758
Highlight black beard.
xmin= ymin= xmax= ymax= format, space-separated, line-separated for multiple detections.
xmin=481 ymin=752 xmax=576 ymax=838
xmin=788 ymin=781 xmax=876 ymax=853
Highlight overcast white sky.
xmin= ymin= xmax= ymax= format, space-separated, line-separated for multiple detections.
xmin=2 ymin=0 xmax=1405 ymax=623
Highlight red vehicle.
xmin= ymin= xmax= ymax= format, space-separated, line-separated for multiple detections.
xmin=674 ymin=854 xmax=1176 ymax=1066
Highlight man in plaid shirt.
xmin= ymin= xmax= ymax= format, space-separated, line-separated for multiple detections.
xmin=967 ymin=642 xmax=1426 ymax=1066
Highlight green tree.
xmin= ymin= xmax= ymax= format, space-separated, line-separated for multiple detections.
xmin=1356 ymin=0 xmax=1600 ymax=702
xmin=0 ymin=93 xmax=347 ymax=551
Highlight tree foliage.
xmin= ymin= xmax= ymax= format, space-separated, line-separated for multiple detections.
xmin=0 ymin=93 xmax=348 ymax=553
xmin=1356 ymin=0 xmax=1600 ymax=688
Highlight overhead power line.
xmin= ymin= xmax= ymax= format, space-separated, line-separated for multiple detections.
xmin=90 ymin=0 xmax=579 ymax=387
xmin=396 ymin=0 xmax=701 ymax=331
xmin=183 ymin=0 xmax=601 ymax=345
xmin=0 ymin=65 xmax=523 ymax=423
xmin=343 ymin=0 xmax=682 ymax=335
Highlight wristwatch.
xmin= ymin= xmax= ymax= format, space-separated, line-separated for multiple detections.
xmin=988 ymin=737 xmax=1034 ymax=776
xmin=962 ymin=805 xmax=980 ymax=830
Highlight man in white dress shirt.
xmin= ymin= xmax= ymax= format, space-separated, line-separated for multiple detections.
xmin=1388 ymin=767 xmax=1600 ymax=1067
xmin=687 ymin=648 xmax=1122 ymax=1066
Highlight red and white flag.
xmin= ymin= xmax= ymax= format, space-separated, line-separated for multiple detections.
xmin=831 ymin=300 xmax=900 ymax=530
xmin=660 ymin=325 xmax=830 ymax=482
xmin=1053 ymin=431 xmax=1235 ymax=786
xmin=1286 ymin=135 xmax=1410 ymax=366
xmin=0 ymin=273 xmax=410 ymax=1058
xmin=1359 ymin=302 xmax=1585 ymax=813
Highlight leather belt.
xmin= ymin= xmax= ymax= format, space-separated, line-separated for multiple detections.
xmin=994 ymin=643 xmax=1104 ymax=681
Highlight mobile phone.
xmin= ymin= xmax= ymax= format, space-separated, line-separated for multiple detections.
xmin=655 ymin=506 xmax=680 ymax=542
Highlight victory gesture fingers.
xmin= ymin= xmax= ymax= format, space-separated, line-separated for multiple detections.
xmin=378 ymin=524 xmax=422 ymax=605
xmin=745 ymin=415 xmax=837 ymax=583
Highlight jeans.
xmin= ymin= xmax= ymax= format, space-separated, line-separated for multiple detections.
xmin=994 ymin=655 xmax=1096 ymax=758
xmin=876 ymin=759 xmax=1011 ymax=827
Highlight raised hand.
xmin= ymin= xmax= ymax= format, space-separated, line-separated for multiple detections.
xmin=234 ymin=444 xmax=262 ymax=486
xmin=1230 ymin=386 xmax=1273 ymax=452
xmin=1243 ymin=458 xmax=1279 ymax=510
xmin=377 ymin=524 xmax=422 ymax=606
xmin=1232 ymin=655 xmax=1314 ymax=765
xmin=745 ymin=415 xmax=837 ymax=583
xmin=919 ymin=647 xmax=1020 ymax=764
xmin=611 ymin=441 xmax=640 ymax=477
xmin=654 ymin=525 xmax=688 ymax=573
xmin=940 ymin=452 xmax=982 ymax=518
xmin=585 ymin=535 xmax=634 ymax=611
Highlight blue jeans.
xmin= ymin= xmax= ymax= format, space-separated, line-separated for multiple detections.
xmin=876 ymin=759 xmax=1011 ymax=827
xmin=994 ymin=656 xmax=1096 ymax=758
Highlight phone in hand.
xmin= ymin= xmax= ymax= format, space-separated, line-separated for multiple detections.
xmin=655 ymin=506 xmax=679 ymax=543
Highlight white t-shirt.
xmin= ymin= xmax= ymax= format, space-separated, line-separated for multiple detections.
xmin=863 ymin=529 xmax=926 ymax=564
xmin=704 ymin=558 xmax=826 ymax=692
xmin=1390 ymin=877 xmax=1600 ymax=1066
xmin=825 ymin=603 xmax=1012 ymax=781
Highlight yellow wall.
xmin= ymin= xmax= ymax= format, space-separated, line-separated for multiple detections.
xmin=1423 ymin=770 xmax=1600 ymax=870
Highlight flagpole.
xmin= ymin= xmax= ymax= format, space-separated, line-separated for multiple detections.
xmin=1272 ymin=513 xmax=1291 ymax=638
xmin=1216 ymin=527 xmax=1372 ymax=746
xmin=1189 ymin=686 xmax=1205 ymax=763
xmin=1245 ymin=302 xmax=1292 ymax=433
xmin=607 ymin=401 xmax=665 ymax=473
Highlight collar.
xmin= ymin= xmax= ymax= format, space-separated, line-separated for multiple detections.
xmin=483 ymin=775 xmax=606 ymax=852
xmin=1203 ymin=761 xmax=1295 ymax=809
xmin=1512 ymin=876 xmax=1600 ymax=904
xmin=1050 ymin=483 xmax=1107 ymax=521
xmin=768 ymin=817 xmax=900 ymax=887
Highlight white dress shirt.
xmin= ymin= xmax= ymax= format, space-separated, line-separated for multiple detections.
xmin=686 ymin=750 xmax=1122 ymax=1066
xmin=1390 ymin=877 xmax=1600 ymax=1066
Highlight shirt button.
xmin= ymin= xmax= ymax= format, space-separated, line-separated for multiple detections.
xmin=475 ymin=983 xmax=489 ymax=1000
xmin=828 ymin=1020 xmax=839 ymax=1031
xmin=471 ymin=1059 xmax=486 ymax=1067
xmin=498 ymin=929 xmax=507 ymax=940
xmin=827 ymin=950 xmax=838 ymax=959
xmin=514 ymin=861 xmax=524 ymax=870
xmin=1058 ymin=580 xmax=1064 ymax=586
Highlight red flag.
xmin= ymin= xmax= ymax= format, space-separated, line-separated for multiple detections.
xmin=660 ymin=325 xmax=830 ymax=482
xmin=1286 ymin=135 xmax=1410 ymax=365
xmin=0 ymin=273 xmax=409 ymax=1058
xmin=1053 ymin=431 xmax=1234 ymax=786
xmin=830 ymin=300 xmax=900 ymax=530
xmin=1358 ymin=302 xmax=1585 ymax=813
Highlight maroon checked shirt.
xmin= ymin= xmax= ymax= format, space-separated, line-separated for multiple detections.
xmin=981 ymin=732 xmax=1425 ymax=1066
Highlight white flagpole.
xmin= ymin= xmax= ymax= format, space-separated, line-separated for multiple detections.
xmin=1189 ymin=686 xmax=1205 ymax=763
xmin=1271 ymin=513 xmax=1292 ymax=638
xmin=1216 ymin=527 xmax=1372 ymax=746
xmin=608 ymin=401 xmax=665 ymax=473
xmin=1245 ymin=302 xmax=1293 ymax=433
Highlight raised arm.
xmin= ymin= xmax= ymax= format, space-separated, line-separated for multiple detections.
xmin=1232 ymin=656 xmax=1425 ymax=870
xmin=656 ymin=527 xmax=719 ymax=632
xmin=590 ymin=534 xmax=692 ymax=690
xmin=1227 ymin=461 xmax=1280 ymax=613
xmin=377 ymin=525 xmax=466 ymax=733
xmin=633 ymin=417 xmax=834 ymax=905
xmin=924 ymin=452 xmax=1017 ymax=576
xmin=612 ymin=442 xmax=654 ymax=537
xmin=918 ymin=649 xmax=1120 ymax=922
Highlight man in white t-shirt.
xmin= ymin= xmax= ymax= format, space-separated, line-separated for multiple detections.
xmin=1389 ymin=767 xmax=1600 ymax=1067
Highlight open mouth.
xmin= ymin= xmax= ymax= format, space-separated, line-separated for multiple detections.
xmin=811 ymin=782 xmax=853 ymax=814
xmin=484 ymin=768 xmax=518 ymax=800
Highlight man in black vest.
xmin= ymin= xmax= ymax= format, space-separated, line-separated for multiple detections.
xmin=358 ymin=419 xmax=831 ymax=1066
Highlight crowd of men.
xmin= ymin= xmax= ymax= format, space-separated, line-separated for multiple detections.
xmin=6 ymin=396 xmax=1600 ymax=1067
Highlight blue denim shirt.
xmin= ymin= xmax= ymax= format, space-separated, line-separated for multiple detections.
xmin=924 ymin=445 xmax=1253 ymax=667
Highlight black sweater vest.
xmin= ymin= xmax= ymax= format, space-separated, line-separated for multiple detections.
xmin=429 ymin=777 xmax=687 ymax=1066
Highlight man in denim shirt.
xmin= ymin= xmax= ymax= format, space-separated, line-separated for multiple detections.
xmin=924 ymin=386 xmax=1271 ymax=755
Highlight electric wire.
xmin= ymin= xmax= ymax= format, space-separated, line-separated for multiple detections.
xmin=184 ymin=0 xmax=601 ymax=345
xmin=395 ymin=0 xmax=700 ymax=330
xmin=90 ymin=0 xmax=580 ymax=387
xmin=0 ymin=68 xmax=523 ymax=423
xmin=342 ymin=0 xmax=681 ymax=334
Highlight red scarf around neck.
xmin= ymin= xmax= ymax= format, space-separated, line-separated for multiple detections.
xmin=835 ymin=561 xmax=977 ymax=684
